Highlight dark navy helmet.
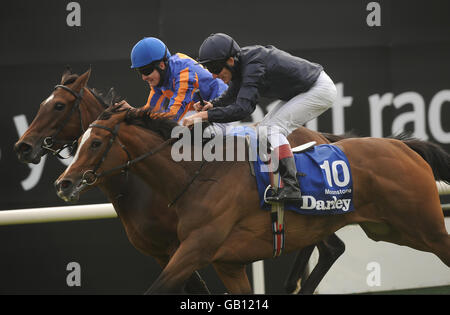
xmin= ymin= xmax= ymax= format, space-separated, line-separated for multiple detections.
xmin=198 ymin=33 xmax=240 ymax=64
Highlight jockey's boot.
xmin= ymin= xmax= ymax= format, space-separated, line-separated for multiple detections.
xmin=266 ymin=155 xmax=303 ymax=203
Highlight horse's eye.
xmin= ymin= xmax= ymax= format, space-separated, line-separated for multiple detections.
xmin=91 ymin=140 xmax=102 ymax=149
xmin=54 ymin=102 xmax=65 ymax=111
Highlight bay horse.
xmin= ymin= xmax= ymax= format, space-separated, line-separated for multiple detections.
xmin=14 ymin=68 xmax=209 ymax=294
xmin=14 ymin=68 xmax=344 ymax=293
xmin=55 ymin=104 xmax=450 ymax=294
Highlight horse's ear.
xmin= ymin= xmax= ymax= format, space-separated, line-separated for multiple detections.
xmin=105 ymin=87 xmax=122 ymax=107
xmin=73 ymin=68 xmax=92 ymax=91
xmin=60 ymin=65 xmax=73 ymax=84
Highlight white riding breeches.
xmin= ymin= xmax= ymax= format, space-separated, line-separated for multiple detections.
xmin=258 ymin=71 xmax=337 ymax=148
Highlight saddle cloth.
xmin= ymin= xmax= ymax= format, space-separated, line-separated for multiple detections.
xmin=227 ymin=126 xmax=355 ymax=215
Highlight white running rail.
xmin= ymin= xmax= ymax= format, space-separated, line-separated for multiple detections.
xmin=0 ymin=203 xmax=117 ymax=226
xmin=0 ymin=181 xmax=448 ymax=226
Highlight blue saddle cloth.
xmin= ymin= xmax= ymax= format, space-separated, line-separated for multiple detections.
xmin=227 ymin=126 xmax=354 ymax=215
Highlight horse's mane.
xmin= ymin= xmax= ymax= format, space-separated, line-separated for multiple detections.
xmin=126 ymin=108 xmax=179 ymax=140
xmin=321 ymin=130 xmax=361 ymax=142
xmin=97 ymin=104 xmax=178 ymax=141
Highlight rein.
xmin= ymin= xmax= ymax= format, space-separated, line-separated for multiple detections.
xmin=83 ymin=121 xmax=205 ymax=208
xmin=41 ymin=85 xmax=85 ymax=158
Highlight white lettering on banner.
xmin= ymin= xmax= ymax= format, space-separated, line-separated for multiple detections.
xmin=332 ymin=83 xmax=353 ymax=135
xmin=428 ymin=90 xmax=450 ymax=143
xmin=392 ymin=92 xmax=427 ymax=140
xmin=369 ymin=89 xmax=450 ymax=143
xmin=369 ymin=92 xmax=394 ymax=138
xmin=66 ymin=2 xmax=81 ymax=27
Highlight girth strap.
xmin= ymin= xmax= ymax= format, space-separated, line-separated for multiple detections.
xmin=269 ymin=171 xmax=286 ymax=258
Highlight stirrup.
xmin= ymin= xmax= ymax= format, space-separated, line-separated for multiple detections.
xmin=264 ymin=185 xmax=279 ymax=204
xmin=265 ymin=187 xmax=303 ymax=203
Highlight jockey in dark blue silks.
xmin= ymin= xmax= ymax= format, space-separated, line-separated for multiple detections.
xmin=128 ymin=37 xmax=228 ymax=126
xmin=184 ymin=33 xmax=337 ymax=203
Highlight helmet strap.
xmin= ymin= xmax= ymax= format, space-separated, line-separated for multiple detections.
xmin=155 ymin=60 xmax=169 ymax=87
xmin=224 ymin=57 xmax=238 ymax=79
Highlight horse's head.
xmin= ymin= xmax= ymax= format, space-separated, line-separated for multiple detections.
xmin=14 ymin=67 xmax=99 ymax=164
xmin=54 ymin=104 xmax=133 ymax=202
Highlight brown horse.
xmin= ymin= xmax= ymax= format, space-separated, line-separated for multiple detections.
xmin=55 ymin=104 xmax=450 ymax=294
xmin=14 ymin=68 xmax=210 ymax=293
xmin=14 ymin=68 xmax=344 ymax=293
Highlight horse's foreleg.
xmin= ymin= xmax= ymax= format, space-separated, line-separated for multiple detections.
xmin=298 ymin=234 xmax=345 ymax=295
xmin=152 ymin=255 xmax=211 ymax=294
xmin=184 ymin=271 xmax=211 ymax=294
xmin=146 ymin=230 xmax=223 ymax=294
xmin=213 ymin=262 xmax=252 ymax=294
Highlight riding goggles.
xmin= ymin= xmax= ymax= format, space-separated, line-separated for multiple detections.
xmin=137 ymin=63 xmax=158 ymax=76
xmin=203 ymin=60 xmax=227 ymax=75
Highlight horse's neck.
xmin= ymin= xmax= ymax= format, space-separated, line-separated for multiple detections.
xmin=121 ymin=127 xmax=194 ymax=202
xmin=137 ymin=148 xmax=193 ymax=202
xmin=97 ymin=173 xmax=128 ymax=202
xmin=97 ymin=172 xmax=157 ymax=217
xmin=97 ymin=167 xmax=180 ymax=254
xmin=81 ymin=88 xmax=106 ymax=129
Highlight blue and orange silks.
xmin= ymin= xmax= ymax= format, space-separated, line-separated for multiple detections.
xmin=142 ymin=53 xmax=228 ymax=122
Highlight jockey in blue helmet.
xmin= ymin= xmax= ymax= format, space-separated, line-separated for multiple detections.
xmin=127 ymin=37 xmax=228 ymax=124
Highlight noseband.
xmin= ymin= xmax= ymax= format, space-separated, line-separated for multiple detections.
xmin=41 ymin=84 xmax=85 ymax=158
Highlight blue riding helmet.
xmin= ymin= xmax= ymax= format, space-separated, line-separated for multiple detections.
xmin=130 ymin=37 xmax=171 ymax=69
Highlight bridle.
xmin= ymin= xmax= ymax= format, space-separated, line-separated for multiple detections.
xmin=41 ymin=84 xmax=86 ymax=158
xmin=81 ymin=119 xmax=205 ymax=208
xmin=81 ymin=120 xmax=176 ymax=186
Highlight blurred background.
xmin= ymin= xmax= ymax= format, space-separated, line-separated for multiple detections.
xmin=0 ymin=0 xmax=449 ymax=294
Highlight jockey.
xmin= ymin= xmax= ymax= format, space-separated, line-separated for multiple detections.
xmin=184 ymin=33 xmax=337 ymax=203
xmin=128 ymin=37 xmax=228 ymax=127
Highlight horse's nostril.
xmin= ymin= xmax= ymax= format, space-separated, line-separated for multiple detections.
xmin=56 ymin=179 xmax=73 ymax=192
xmin=16 ymin=142 xmax=32 ymax=154
xmin=60 ymin=180 xmax=72 ymax=190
